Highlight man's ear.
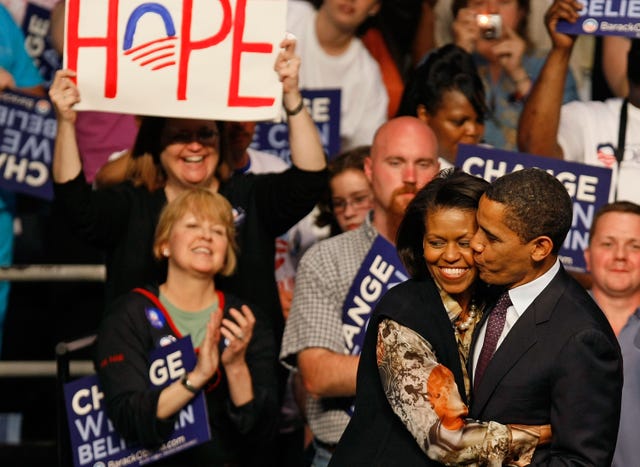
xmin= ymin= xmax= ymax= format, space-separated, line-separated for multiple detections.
xmin=584 ymin=248 xmax=592 ymax=272
xmin=416 ymin=104 xmax=429 ymax=123
xmin=364 ymin=156 xmax=373 ymax=183
xmin=530 ymin=236 xmax=554 ymax=262
xmin=368 ymin=0 xmax=381 ymax=17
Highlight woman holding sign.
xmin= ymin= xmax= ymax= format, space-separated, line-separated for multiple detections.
xmin=96 ymin=188 xmax=278 ymax=466
xmin=50 ymin=37 xmax=326 ymax=363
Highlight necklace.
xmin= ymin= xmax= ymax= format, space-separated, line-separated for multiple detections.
xmin=454 ymin=302 xmax=479 ymax=334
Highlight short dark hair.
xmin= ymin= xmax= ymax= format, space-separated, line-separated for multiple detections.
xmin=397 ymin=44 xmax=487 ymax=122
xmin=131 ymin=117 xmax=231 ymax=183
xmin=397 ymin=168 xmax=489 ymax=279
xmin=485 ymin=168 xmax=572 ymax=254
xmin=589 ymin=201 xmax=640 ymax=243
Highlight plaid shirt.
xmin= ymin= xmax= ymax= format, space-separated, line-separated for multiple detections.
xmin=280 ymin=214 xmax=377 ymax=444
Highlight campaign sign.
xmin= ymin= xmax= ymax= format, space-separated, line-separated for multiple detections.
xmin=21 ymin=2 xmax=62 ymax=86
xmin=250 ymin=89 xmax=341 ymax=164
xmin=557 ymin=0 xmax=640 ymax=37
xmin=456 ymin=144 xmax=613 ymax=272
xmin=64 ymin=0 xmax=287 ymax=121
xmin=64 ymin=337 xmax=211 ymax=467
xmin=0 ymin=89 xmax=56 ymax=200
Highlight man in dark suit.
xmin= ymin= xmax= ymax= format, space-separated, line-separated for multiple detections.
xmin=469 ymin=168 xmax=623 ymax=465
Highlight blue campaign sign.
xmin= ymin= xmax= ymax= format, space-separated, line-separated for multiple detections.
xmin=456 ymin=144 xmax=613 ymax=272
xmin=251 ymin=89 xmax=341 ymax=164
xmin=0 ymin=89 xmax=56 ymax=200
xmin=556 ymin=0 xmax=640 ymax=38
xmin=63 ymin=336 xmax=211 ymax=467
xmin=21 ymin=3 xmax=62 ymax=86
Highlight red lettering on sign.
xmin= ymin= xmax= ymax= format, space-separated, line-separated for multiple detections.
xmin=228 ymin=0 xmax=274 ymax=107
xmin=66 ymin=0 xmax=119 ymax=97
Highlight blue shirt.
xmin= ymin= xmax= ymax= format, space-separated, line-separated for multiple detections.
xmin=0 ymin=5 xmax=44 ymax=88
xmin=475 ymin=50 xmax=578 ymax=151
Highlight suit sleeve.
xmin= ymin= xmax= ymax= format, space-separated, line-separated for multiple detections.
xmin=542 ymin=328 xmax=622 ymax=466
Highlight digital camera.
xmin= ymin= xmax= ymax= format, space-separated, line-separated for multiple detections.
xmin=477 ymin=14 xmax=502 ymax=40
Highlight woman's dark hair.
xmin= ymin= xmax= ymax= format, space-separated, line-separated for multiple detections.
xmin=451 ymin=0 xmax=530 ymax=41
xmin=315 ymin=145 xmax=371 ymax=236
xmin=131 ymin=117 xmax=232 ymax=185
xmin=396 ymin=168 xmax=489 ymax=279
xmin=396 ymin=44 xmax=487 ymax=123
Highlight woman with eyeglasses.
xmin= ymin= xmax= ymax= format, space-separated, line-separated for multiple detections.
xmin=49 ymin=35 xmax=326 ymax=334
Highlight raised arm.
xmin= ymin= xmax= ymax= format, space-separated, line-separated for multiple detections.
xmin=49 ymin=69 xmax=83 ymax=183
xmin=517 ymin=0 xmax=581 ymax=158
xmin=276 ymin=37 xmax=326 ymax=172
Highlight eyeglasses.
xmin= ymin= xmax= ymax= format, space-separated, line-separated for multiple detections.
xmin=163 ymin=127 xmax=219 ymax=147
xmin=332 ymin=193 xmax=372 ymax=214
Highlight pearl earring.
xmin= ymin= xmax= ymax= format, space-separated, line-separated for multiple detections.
xmin=163 ymin=248 xmax=169 ymax=257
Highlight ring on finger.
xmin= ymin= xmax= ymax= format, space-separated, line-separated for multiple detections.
xmin=236 ymin=332 xmax=245 ymax=340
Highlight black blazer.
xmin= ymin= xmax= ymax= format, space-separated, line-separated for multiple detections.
xmin=470 ymin=267 xmax=623 ymax=465
xmin=330 ymin=278 xmax=460 ymax=467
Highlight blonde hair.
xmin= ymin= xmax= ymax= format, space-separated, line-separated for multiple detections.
xmin=153 ymin=188 xmax=238 ymax=276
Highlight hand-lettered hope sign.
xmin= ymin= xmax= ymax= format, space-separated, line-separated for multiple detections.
xmin=64 ymin=0 xmax=287 ymax=120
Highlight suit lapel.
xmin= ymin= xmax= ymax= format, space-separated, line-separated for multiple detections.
xmin=471 ymin=269 xmax=570 ymax=415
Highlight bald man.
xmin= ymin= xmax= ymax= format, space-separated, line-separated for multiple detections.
xmin=280 ymin=117 xmax=440 ymax=466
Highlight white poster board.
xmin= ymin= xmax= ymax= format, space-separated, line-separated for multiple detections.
xmin=64 ymin=0 xmax=286 ymax=120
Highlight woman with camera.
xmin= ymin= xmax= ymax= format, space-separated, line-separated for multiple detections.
xmin=450 ymin=0 xmax=578 ymax=151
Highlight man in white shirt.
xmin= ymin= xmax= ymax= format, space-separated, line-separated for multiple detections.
xmin=287 ymin=0 xmax=388 ymax=152
xmin=518 ymin=0 xmax=640 ymax=202
xmin=469 ymin=168 xmax=623 ymax=465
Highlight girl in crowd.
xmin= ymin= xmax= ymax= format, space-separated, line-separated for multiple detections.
xmin=397 ymin=43 xmax=487 ymax=166
xmin=96 ymin=188 xmax=278 ymax=466
xmin=316 ymin=146 xmax=374 ymax=237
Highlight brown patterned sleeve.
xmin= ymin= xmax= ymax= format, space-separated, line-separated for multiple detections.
xmin=377 ymin=319 xmax=540 ymax=466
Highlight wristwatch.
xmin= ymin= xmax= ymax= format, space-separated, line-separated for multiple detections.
xmin=180 ymin=373 xmax=199 ymax=394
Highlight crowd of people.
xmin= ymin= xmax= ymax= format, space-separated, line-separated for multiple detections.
xmin=1 ymin=0 xmax=639 ymax=466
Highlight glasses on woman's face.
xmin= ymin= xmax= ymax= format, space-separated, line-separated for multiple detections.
xmin=163 ymin=127 xmax=219 ymax=147
xmin=332 ymin=193 xmax=372 ymax=214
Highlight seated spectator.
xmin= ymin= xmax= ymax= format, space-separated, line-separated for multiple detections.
xmin=518 ymin=0 xmax=640 ymax=203
xmin=287 ymin=0 xmax=388 ymax=152
xmin=397 ymin=44 xmax=487 ymax=166
xmin=584 ymin=201 xmax=640 ymax=466
xmin=451 ymin=0 xmax=578 ymax=150
xmin=96 ymin=188 xmax=278 ymax=465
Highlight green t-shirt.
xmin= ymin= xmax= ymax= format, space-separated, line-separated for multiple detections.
xmin=159 ymin=293 xmax=219 ymax=348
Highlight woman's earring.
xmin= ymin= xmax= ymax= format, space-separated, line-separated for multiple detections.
xmin=163 ymin=248 xmax=170 ymax=257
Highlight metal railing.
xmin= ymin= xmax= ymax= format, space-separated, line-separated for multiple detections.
xmin=0 ymin=264 xmax=105 ymax=466
xmin=0 ymin=264 xmax=106 ymax=282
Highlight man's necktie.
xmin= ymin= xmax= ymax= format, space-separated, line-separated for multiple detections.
xmin=474 ymin=291 xmax=512 ymax=392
